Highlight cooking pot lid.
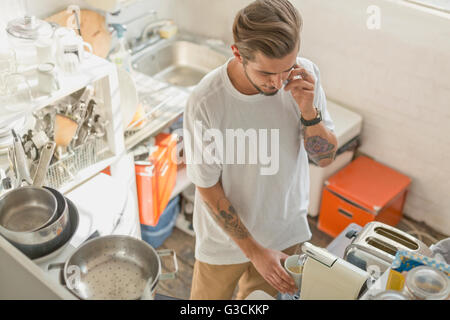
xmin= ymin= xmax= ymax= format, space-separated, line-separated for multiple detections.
xmin=6 ymin=15 xmax=53 ymax=40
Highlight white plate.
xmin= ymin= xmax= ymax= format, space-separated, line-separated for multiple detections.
xmin=117 ymin=68 xmax=138 ymax=132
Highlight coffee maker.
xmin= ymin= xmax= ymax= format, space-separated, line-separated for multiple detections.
xmin=300 ymin=242 xmax=370 ymax=300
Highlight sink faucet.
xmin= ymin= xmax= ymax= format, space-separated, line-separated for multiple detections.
xmin=130 ymin=18 xmax=175 ymax=54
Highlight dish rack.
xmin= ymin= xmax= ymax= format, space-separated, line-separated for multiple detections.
xmin=45 ymin=138 xmax=112 ymax=189
xmin=123 ymin=71 xmax=188 ymax=150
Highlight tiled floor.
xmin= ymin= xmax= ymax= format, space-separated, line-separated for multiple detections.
xmin=155 ymin=214 xmax=448 ymax=300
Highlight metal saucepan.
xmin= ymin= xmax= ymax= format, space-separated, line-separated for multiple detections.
xmin=0 ymin=186 xmax=71 ymax=259
xmin=0 ymin=186 xmax=57 ymax=233
xmin=59 ymin=235 xmax=178 ymax=300
xmin=33 ymin=197 xmax=79 ymax=264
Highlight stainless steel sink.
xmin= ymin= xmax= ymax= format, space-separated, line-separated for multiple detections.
xmin=132 ymin=39 xmax=230 ymax=88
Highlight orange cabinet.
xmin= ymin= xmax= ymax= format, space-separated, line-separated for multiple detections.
xmin=318 ymin=155 xmax=411 ymax=238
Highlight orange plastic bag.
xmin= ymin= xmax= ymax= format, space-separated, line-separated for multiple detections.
xmin=135 ymin=133 xmax=178 ymax=226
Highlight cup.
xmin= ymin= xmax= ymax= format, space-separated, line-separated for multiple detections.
xmin=3 ymin=73 xmax=33 ymax=112
xmin=36 ymin=38 xmax=55 ymax=64
xmin=37 ymin=62 xmax=60 ymax=95
xmin=54 ymin=27 xmax=76 ymax=67
xmin=284 ymin=254 xmax=305 ymax=291
xmin=59 ymin=34 xmax=93 ymax=63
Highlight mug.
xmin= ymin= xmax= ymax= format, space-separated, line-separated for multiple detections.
xmin=54 ymin=27 xmax=76 ymax=67
xmin=59 ymin=34 xmax=93 ymax=63
xmin=37 ymin=63 xmax=60 ymax=95
xmin=36 ymin=38 xmax=55 ymax=64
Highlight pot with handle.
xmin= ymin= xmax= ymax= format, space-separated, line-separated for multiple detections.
xmin=0 ymin=140 xmax=72 ymax=259
xmin=58 ymin=235 xmax=178 ymax=300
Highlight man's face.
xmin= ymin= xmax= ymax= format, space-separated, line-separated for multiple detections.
xmin=242 ymin=49 xmax=299 ymax=96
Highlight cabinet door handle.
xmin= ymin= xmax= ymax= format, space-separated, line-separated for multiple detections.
xmin=338 ymin=208 xmax=353 ymax=219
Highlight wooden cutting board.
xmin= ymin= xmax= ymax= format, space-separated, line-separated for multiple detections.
xmin=45 ymin=9 xmax=112 ymax=58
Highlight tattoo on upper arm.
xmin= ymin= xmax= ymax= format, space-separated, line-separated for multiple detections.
xmin=204 ymin=198 xmax=250 ymax=239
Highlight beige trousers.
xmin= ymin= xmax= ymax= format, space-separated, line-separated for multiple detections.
xmin=190 ymin=244 xmax=298 ymax=300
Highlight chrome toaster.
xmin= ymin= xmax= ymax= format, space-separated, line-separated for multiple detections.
xmin=343 ymin=221 xmax=433 ymax=276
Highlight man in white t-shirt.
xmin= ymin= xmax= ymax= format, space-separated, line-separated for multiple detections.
xmin=183 ymin=0 xmax=337 ymax=299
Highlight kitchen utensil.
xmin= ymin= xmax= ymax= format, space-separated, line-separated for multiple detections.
xmin=67 ymin=5 xmax=82 ymax=37
xmin=32 ymin=141 xmax=56 ymax=187
xmin=12 ymin=129 xmax=33 ymax=186
xmin=403 ymin=266 xmax=449 ymax=300
xmin=59 ymin=235 xmax=178 ymax=300
xmin=37 ymin=62 xmax=60 ymax=95
xmin=0 ymin=185 xmax=57 ymax=233
xmin=31 ymin=130 xmax=49 ymax=149
xmin=344 ymin=221 xmax=433 ymax=275
xmin=6 ymin=15 xmax=54 ymax=66
xmin=0 ymin=185 xmax=70 ymax=260
xmin=54 ymin=114 xmax=78 ymax=159
xmin=117 ymin=67 xmax=138 ymax=130
xmin=33 ymin=197 xmax=79 ymax=264
xmin=300 ymin=242 xmax=370 ymax=300
xmin=46 ymin=9 xmax=112 ymax=58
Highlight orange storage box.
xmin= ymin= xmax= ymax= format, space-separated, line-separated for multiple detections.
xmin=318 ymin=155 xmax=412 ymax=238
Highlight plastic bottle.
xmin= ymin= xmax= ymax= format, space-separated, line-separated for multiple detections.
xmin=109 ymin=24 xmax=132 ymax=73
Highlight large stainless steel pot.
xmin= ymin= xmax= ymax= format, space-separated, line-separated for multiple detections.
xmin=62 ymin=235 xmax=178 ymax=300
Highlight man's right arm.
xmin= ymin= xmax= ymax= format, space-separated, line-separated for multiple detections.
xmin=196 ymin=181 xmax=297 ymax=295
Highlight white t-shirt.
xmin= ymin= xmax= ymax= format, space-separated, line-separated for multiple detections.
xmin=183 ymin=56 xmax=335 ymax=265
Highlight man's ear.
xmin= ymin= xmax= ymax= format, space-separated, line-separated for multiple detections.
xmin=231 ymin=45 xmax=243 ymax=63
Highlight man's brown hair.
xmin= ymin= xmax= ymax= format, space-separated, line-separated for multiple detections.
xmin=232 ymin=0 xmax=302 ymax=62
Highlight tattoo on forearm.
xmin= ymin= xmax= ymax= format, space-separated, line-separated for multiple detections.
xmin=205 ymin=198 xmax=250 ymax=239
xmin=302 ymin=127 xmax=336 ymax=164
xmin=304 ymin=136 xmax=334 ymax=155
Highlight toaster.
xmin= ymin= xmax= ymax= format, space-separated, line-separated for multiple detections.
xmin=343 ymin=222 xmax=433 ymax=276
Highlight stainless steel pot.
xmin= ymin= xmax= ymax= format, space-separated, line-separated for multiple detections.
xmin=0 ymin=186 xmax=57 ymax=233
xmin=62 ymin=235 xmax=178 ymax=300
xmin=0 ymin=186 xmax=70 ymax=259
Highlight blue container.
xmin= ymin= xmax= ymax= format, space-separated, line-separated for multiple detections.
xmin=140 ymin=195 xmax=181 ymax=248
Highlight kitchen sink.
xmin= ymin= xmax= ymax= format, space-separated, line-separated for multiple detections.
xmin=132 ymin=38 xmax=230 ymax=88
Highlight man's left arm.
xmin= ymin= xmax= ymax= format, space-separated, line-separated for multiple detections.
xmin=284 ymin=63 xmax=338 ymax=167
xmin=300 ymin=107 xmax=338 ymax=167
